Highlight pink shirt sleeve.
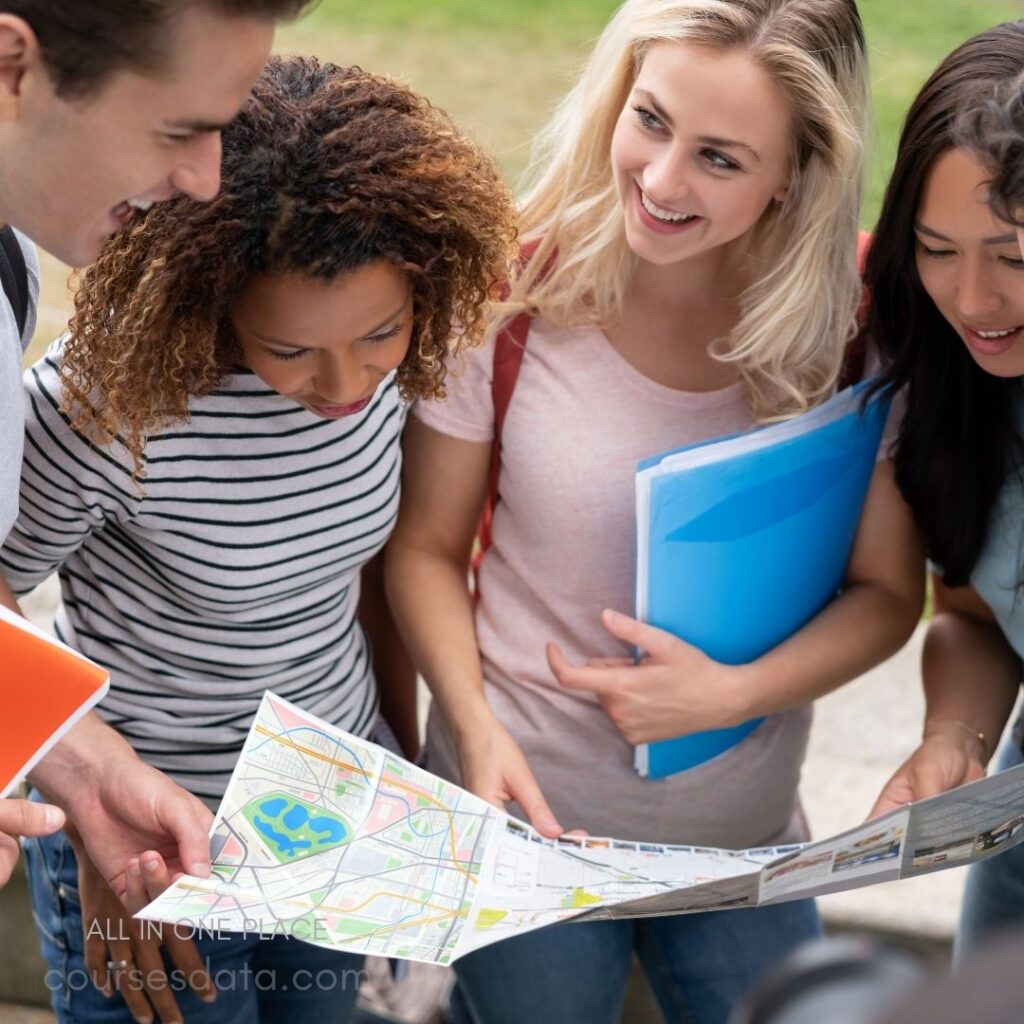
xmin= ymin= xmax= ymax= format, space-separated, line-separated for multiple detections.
xmin=411 ymin=331 xmax=496 ymax=444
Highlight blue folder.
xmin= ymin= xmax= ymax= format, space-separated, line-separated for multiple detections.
xmin=634 ymin=382 xmax=891 ymax=779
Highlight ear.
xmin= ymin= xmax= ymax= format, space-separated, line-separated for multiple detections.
xmin=774 ymin=183 xmax=789 ymax=204
xmin=0 ymin=15 xmax=39 ymax=120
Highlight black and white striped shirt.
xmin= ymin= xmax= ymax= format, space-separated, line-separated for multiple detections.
xmin=2 ymin=342 xmax=405 ymax=803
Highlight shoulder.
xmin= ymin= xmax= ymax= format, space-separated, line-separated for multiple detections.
xmin=22 ymin=337 xmax=137 ymax=482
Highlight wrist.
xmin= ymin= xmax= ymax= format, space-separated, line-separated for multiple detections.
xmin=446 ymin=695 xmax=500 ymax=748
xmin=28 ymin=713 xmax=136 ymax=804
xmin=725 ymin=661 xmax=765 ymax=724
xmin=923 ymin=718 xmax=989 ymax=763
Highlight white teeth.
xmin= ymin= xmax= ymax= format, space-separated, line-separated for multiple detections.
xmin=976 ymin=328 xmax=1018 ymax=339
xmin=640 ymin=190 xmax=695 ymax=224
xmin=128 ymin=199 xmax=153 ymax=212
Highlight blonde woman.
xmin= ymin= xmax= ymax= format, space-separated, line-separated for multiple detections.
xmin=386 ymin=1 xmax=923 ymax=1020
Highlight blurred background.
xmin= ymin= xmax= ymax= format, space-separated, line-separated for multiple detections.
xmin=8 ymin=1 xmax=1024 ymax=1022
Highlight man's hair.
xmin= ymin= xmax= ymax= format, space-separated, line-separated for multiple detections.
xmin=1 ymin=1 xmax=315 ymax=97
xmin=957 ymin=76 xmax=1024 ymax=226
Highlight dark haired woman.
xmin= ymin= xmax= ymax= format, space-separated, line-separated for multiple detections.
xmin=864 ymin=22 xmax=1024 ymax=957
xmin=0 ymin=55 xmax=516 ymax=1023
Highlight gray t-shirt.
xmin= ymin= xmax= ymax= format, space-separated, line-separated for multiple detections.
xmin=0 ymin=229 xmax=40 ymax=545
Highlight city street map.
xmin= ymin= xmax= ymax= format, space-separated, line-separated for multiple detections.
xmin=138 ymin=692 xmax=1024 ymax=963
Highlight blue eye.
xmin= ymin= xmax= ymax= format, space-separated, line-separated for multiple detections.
xmin=633 ymin=105 xmax=666 ymax=132
xmin=702 ymin=148 xmax=740 ymax=172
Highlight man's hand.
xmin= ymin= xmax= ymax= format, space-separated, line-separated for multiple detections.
xmin=31 ymin=714 xmax=213 ymax=899
xmin=0 ymin=797 xmax=64 ymax=886
xmin=65 ymin=754 xmax=214 ymax=900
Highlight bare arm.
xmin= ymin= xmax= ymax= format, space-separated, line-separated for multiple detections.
xmin=384 ymin=417 xmax=564 ymax=836
xmin=869 ymin=575 xmax=1021 ymax=817
xmin=359 ymin=549 xmax=419 ymax=760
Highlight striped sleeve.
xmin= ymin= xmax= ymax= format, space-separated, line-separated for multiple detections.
xmin=1 ymin=347 xmax=142 ymax=594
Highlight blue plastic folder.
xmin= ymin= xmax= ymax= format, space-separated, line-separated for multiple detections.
xmin=634 ymin=381 xmax=891 ymax=779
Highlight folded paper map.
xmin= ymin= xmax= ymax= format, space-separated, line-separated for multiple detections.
xmin=138 ymin=692 xmax=1024 ymax=964
xmin=0 ymin=603 xmax=109 ymax=797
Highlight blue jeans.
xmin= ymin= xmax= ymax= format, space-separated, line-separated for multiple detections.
xmin=453 ymin=899 xmax=821 ymax=1024
xmin=956 ymin=720 xmax=1024 ymax=961
xmin=24 ymin=829 xmax=366 ymax=1023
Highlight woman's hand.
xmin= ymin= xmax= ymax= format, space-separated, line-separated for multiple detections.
xmin=547 ymin=609 xmax=751 ymax=745
xmin=78 ymin=847 xmax=215 ymax=1023
xmin=455 ymin=710 xmax=566 ymax=838
xmin=868 ymin=722 xmax=987 ymax=819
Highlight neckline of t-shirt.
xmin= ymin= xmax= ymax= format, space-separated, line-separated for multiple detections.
xmin=589 ymin=325 xmax=746 ymax=408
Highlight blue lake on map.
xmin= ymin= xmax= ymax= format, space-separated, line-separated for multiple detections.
xmin=245 ymin=795 xmax=350 ymax=861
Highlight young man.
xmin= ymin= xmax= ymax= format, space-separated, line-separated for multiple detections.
xmin=0 ymin=0 xmax=312 ymax=892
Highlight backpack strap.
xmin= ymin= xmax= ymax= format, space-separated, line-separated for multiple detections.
xmin=0 ymin=226 xmax=28 ymax=341
xmin=838 ymin=230 xmax=873 ymax=390
xmin=473 ymin=311 xmax=532 ymax=586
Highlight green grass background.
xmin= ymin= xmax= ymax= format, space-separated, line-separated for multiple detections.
xmin=28 ymin=0 xmax=1024 ymax=358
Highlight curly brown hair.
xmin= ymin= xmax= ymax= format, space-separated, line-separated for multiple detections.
xmin=61 ymin=55 xmax=517 ymax=472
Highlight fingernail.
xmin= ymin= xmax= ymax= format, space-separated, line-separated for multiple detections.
xmin=42 ymin=804 xmax=65 ymax=829
xmin=142 ymin=858 xmax=160 ymax=873
xmin=189 ymin=860 xmax=211 ymax=877
xmin=128 ymin=859 xmax=141 ymax=878
xmin=541 ymin=817 xmax=561 ymax=833
xmin=199 ymin=989 xmax=217 ymax=1004
xmin=604 ymin=608 xmax=621 ymax=621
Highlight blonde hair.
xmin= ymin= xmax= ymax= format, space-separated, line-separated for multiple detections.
xmin=510 ymin=0 xmax=868 ymax=419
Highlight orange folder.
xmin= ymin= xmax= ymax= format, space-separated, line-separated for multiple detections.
xmin=0 ymin=603 xmax=109 ymax=797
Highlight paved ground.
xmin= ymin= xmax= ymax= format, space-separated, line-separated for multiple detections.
xmin=3 ymin=584 xmax=986 ymax=1021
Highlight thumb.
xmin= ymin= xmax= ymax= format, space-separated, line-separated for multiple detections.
xmin=601 ymin=609 xmax=680 ymax=657
xmin=0 ymin=798 xmax=64 ymax=838
xmin=161 ymin=797 xmax=213 ymax=880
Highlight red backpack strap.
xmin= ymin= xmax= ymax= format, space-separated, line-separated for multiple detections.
xmin=472 ymin=311 xmax=531 ymax=591
xmin=838 ymin=230 xmax=873 ymax=390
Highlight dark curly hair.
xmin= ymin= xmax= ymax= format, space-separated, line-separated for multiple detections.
xmin=957 ymin=73 xmax=1024 ymax=227
xmin=60 ymin=55 xmax=517 ymax=473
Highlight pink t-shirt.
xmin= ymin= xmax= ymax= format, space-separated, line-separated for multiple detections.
xmin=413 ymin=319 xmax=812 ymax=848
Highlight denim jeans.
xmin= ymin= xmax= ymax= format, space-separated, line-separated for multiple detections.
xmin=24 ymin=829 xmax=366 ymax=1023
xmin=452 ymin=898 xmax=821 ymax=1024
xmin=955 ymin=717 xmax=1024 ymax=961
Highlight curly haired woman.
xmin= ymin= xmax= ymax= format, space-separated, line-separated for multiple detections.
xmin=0 ymin=55 xmax=516 ymax=1024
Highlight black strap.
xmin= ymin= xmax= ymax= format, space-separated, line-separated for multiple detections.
xmin=0 ymin=225 xmax=29 ymax=340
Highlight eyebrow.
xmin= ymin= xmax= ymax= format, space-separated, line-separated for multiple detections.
xmin=254 ymin=302 xmax=409 ymax=348
xmin=162 ymin=118 xmax=234 ymax=134
xmin=633 ymin=89 xmax=761 ymax=163
xmin=914 ymin=222 xmax=1018 ymax=245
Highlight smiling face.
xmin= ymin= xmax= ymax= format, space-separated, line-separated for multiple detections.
xmin=609 ymin=41 xmax=792 ymax=268
xmin=232 ymin=262 xmax=414 ymax=419
xmin=915 ymin=147 xmax=1024 ymax=379
xmin=0 ymin=7 xmax=273 ymax=266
